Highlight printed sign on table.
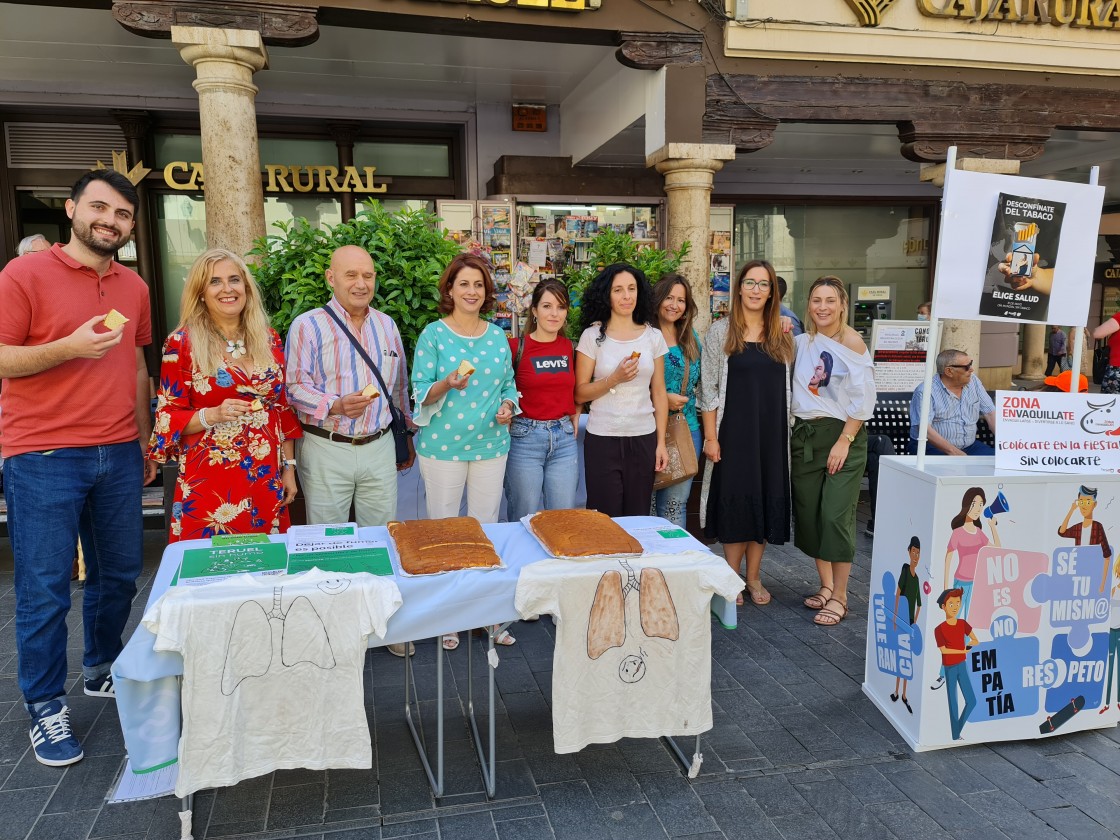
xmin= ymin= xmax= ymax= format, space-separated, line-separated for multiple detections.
xmin=871 ymin=320 xmax=931 ymax=393
xmin=994 ymin=391 xmax=1120 ymax=475
xmin=933 ymin=170 xmax=1104 ymax=326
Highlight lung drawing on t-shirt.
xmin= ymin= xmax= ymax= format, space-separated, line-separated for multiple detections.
xmin=221 ymin=586 xmax=336 ymax=695
xmin=586 ymin=559 xmax=679 ymax=682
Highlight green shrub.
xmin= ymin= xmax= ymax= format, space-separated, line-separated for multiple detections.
xmin=248 ymin=201 xmax=461 ymax=358
xmin=561 ymin=228 xmax=691 ymax=335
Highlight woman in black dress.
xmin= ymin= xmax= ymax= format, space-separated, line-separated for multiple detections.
xmin=698 ymin=259 xmax=793 ymax=606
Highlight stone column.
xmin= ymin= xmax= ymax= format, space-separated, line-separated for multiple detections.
xmin=173 ymin=26 xmax=268 ymax=257
xmin=330 ymin=123 xmax=360 ymax=222
xmin=1021 ymin=324 xmax=1047 ymax=381
xmin=920 ymin=158 xmax=1022 ymax=391
xmin=647 ymin=143 xmax=736 ymax=334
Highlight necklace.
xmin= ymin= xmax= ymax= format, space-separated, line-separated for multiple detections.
xmin=224 ymin=336 xmax=246 ymax=359
xmin=826 ymin=325 xmax=844 ymax=341
xmin=448 ymin=316 xmax=483 ymax=338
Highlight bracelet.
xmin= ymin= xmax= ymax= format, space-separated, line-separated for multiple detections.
xmin=198 ymin=408 xmax=215 ymax=430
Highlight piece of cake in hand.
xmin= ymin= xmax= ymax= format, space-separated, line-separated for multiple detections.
xmin=249 ymin=399 xmax=263 ymax=412
xmin=457 ymin=359 xmax=476 ymax=377
xmin=102 ymin=309 xmax=129 ymax=330
xmin=628 ymin=351 xmax=641 ymax=361
xmin=361 ymin=383 xmax=379 ymax=399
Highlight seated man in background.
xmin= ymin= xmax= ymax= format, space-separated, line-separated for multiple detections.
xmin=908 ymin=349 xmax=995 ymax=456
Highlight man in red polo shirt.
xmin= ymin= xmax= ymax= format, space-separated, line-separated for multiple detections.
xmin=0 ymin=169 xmax=156 ymax=767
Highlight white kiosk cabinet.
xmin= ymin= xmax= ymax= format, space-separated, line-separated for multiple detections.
xmin=863 ymin=456 xmax=1119 ymax=751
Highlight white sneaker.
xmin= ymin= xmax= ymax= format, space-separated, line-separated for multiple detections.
xmin=930 ymin=676 xmax=945 ymax=690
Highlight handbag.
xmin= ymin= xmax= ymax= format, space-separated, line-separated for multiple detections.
xmin=321 ymin=307 xmax=412 ymax=466
xmin=652 ymin=361 xmax=699 ymax=491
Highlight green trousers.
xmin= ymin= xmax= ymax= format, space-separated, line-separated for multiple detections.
xmin=790 ymin=418 xmax=867 ymax=564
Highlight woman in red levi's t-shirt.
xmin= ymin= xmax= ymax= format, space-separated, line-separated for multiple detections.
xmin=504 ymin=279 xmax=580 ymax=521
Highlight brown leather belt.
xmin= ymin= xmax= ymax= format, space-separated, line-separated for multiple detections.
xmin=301 ymin=423 xmax=389 ymax=446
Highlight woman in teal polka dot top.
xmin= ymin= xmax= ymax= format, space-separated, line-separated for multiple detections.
xmin=411 ymin=253 xmax=521 ymax=647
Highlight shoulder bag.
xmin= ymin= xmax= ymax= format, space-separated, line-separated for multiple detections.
xmin=321 ymin=306 xmax=411 ymax=466
xmin=653 ymin=355 xmax=699 ymax=491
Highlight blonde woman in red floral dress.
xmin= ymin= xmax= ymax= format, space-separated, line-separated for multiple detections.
xmin=147 ymin=249 xmax=301 ymax=541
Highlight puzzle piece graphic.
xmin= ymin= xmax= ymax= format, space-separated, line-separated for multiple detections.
xmin=1030 ymin=546 xmax=1110 ymax=654
xmin=969 ymin=546 xmax=1048 ymax=635
xmin=1044 ymin=631 xmax=1110 ymax=714
xmin=965 ymin=619 xmax=1040 ymax=722
xmin=871 ymin=571 xmax=925 ymax=680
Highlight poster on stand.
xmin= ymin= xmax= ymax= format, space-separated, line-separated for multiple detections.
xmin=995 ymin=391 xmax=1120 ymax=475
xmin=871 ymin=320 xmax=931 ymax=393
xmin=933 ymin=171 xmax=1104 ymax=326
xmin=864 ymin=461 xmax=1120 ymax=751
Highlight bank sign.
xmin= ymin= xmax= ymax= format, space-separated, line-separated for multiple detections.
xmin=164 ymin=162 xmax=387 ymax=194
xmin=995 ymin=391 xmax=1120 ymax=474
xmin=846 ymin=0 xmax=1120 ymax=28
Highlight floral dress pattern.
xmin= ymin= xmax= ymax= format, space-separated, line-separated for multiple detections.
xmin=148 ymin=328 xmax=302 ymax=541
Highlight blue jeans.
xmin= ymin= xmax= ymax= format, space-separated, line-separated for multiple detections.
xmin=954 ymin=578 xmax=975 ymax=619
xmin=653 ymin=427 xmax=702 ymax=528
xmin=504 ymin=417 xmax=579 ymax=521
xmin=945 ymin=660 xmax=977 ymax=740
xmin=5 ymin=443 xmax=144 ymax=710
xmin=908 ymin=438 xmax=995 ymax=456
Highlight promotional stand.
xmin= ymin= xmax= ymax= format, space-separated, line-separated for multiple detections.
xmin=862 ymin=148 xmax=1118 ymax=749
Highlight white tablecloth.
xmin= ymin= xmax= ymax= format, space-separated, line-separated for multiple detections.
xmin=113 ymin=516 xmax=731 ymax=773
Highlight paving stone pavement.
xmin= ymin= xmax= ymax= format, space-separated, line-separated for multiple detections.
xmin=1 ymin=513 xmax=1118 ymax=840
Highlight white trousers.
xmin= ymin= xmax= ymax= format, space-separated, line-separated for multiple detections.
xmin=418 ymin=455 xmax=508 ymax=523
xmin=298 ymin=431 xmax=397 ymax=527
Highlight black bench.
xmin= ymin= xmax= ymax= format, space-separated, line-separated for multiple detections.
xmin=867 ymin=390 xmax=995 ymax=455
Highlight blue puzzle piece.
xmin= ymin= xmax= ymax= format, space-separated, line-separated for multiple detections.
xmin=1030 ymin=546 xmax=1110 ymax=654
xmin=1045 ymin=632 xmax=1110 ymax=714
xmin=871 ymin=571 xmax=925 ymax=679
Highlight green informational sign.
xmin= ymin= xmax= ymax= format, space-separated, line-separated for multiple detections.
xmin=324 ymin=526 xmax=356 ymax=537
xmin=211 ymin=533 xmax=271 ymax=546
xmin=657 ymin=528 xmax=689 ymax=539
xmin=178 ymin=542 xmax=289 ymax=582
xmin=286 ymin=547 xmax=393 ymax=576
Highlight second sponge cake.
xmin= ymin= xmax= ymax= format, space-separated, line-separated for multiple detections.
xmin=527 ymin=509 xmax=643 ymax=558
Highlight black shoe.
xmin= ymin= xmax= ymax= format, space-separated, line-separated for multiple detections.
xmin=890 ymin=693 xmax=898 ymax=702
xmin=902 ymin=697 xmax=912 ymax=714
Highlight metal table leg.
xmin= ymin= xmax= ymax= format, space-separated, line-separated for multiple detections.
xmin=466 ymin=622 xmax=510 ymax=798
xmin=404 ymin=637 xmax=444 ymax=796
xmin=662 ymin=734 xmax=704 ymax=779
xmin=178 ymin=793 xmax=193 ymax=839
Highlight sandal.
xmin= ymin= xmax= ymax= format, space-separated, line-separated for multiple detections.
xmin=472 ymin=626 xmax=517 ymax=646
xmin=745 ymin=580 xmax=771 ymax=606
xmin=735 ymin=591 xmax=745 ymax=607
xmin=813 ymin=598 xmax=848 ymax=626
xmin=803 ymin=586 xmax=832 ymax=610
xmin=442 ymin=633 xmax=460 ymax=651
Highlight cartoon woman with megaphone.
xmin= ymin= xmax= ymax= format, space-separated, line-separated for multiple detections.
xmin=932 ymin=487 xmax=1001 ymax=692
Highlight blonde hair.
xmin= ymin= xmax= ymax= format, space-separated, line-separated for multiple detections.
xmin=176 ymin=248 xmax=275 ymax=377
xmin=724 ymin=260 xmax=792 ymax=364
xmin=804 ymin=275 xmax=850 ymax=337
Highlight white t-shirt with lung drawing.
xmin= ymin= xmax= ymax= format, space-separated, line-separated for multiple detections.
xmin=143 ymin=569 xmax=402 ymax=797
xmin=515 ymin=551 xmax=743 ymax=754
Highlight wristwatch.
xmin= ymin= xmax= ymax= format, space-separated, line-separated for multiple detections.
xmin=843 ymin=433 xmax=856 ymax=443
xmin=283 ymin=459 xmax=298 ymax=469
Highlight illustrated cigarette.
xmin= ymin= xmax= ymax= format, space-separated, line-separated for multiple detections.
xmin=1016 ymin=223 xmax=1039 ymax=242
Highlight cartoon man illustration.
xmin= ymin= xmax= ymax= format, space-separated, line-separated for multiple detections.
xmin=935 ymin=588 xmax=977 ymax=741
xmin=1058 ymin=485 xmax=1113 ymax=595
xmin=1104 ymin=555 xmax=1120 ymax=715
xmin=891 ymin=536 xmax=923 ymax=713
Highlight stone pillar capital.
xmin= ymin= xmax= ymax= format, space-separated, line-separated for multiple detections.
xmin=646 ymin=143 xmax=736 ymax=174
xmin=173 ymin=26 xmax=268 ymax=95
